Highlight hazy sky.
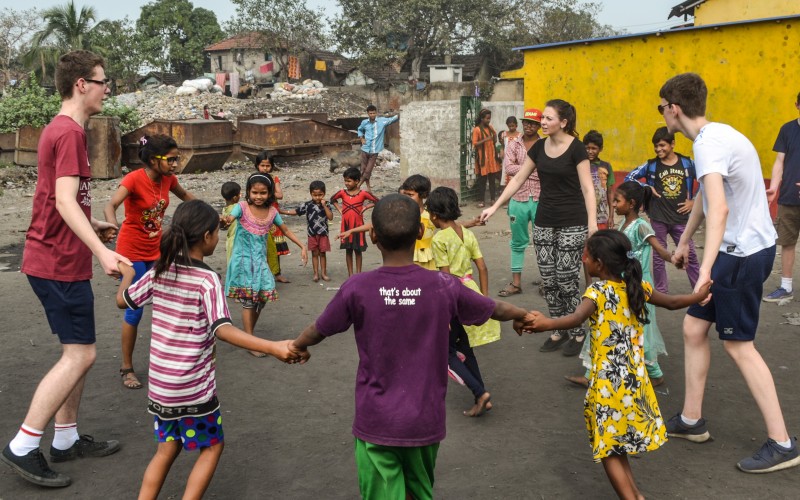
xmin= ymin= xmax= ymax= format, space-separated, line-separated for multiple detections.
xmin=1 ymin=0 xmax=688 ymax=37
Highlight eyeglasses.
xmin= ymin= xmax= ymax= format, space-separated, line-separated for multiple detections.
xmin=84 ymin=77 xmax=111 ymax=87
xmin=154 ymin=155 xmax=180 ymax=164
xmin=657 ymin=102 xmax=679 ymax=115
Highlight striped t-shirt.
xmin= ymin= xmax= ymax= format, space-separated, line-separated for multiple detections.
xmin=124 ymin=259 xmax=232 ymax=409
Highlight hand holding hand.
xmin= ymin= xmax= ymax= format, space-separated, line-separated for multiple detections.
xmin=289 ymin=341 xmax=310 ymax=364
xmin=479 ymin=206 xmax=496 ymax=223
xmin=672 ymin=242 xmax=689 ymax=269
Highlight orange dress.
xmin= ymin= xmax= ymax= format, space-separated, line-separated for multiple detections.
xmin=472 ymin=125 xmax=499 ymax=176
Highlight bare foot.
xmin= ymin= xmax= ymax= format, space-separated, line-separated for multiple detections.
xmin=564 ymin=375 xmax=589 ymax=388
xmin=275 ymin=275 xmax=290 ymax=283
xmin=464 ymin=392 xmax=491 ymax=417
xmin=248 ymin=350 xmax=267 ymax=358
xmin=313 ymin=275 xmax=319 ymax=282
xmin=321 ymin=274 xmax=331 ymax=281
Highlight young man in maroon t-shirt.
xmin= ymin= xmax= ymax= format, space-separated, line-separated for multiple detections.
xmin=1 ymin=51 xmax=130 ymax=488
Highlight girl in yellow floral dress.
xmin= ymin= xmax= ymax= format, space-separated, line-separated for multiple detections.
xmin=429 ymin=187 xmax=501 ymax=417
xmin=528 ymin=230 xmax=710 ymax=499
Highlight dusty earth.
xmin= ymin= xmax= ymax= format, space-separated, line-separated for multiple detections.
xmin=0 ymin=158 xmax=798 ymax=499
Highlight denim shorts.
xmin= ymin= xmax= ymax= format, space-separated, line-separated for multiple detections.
xmin=687 ymin=245 xmax=775 ymax=341
xmin=27 ymin=276 xmax=95 ymax=345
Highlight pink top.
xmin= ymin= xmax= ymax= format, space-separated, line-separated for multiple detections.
xmin=505 ymin=135 xmax=540 ymax=202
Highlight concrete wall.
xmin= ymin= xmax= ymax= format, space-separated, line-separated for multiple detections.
xmin=490 ymin=79 xmax=523 ymax=102
xmin=400 ymin=101 xmax=461 ymax=192
xmin=332 ymin=83 xmax=476 ymax=112
xmin=695 ymin=0 xmax=799 ymax=25
xmin=502 ymin=16 xmax=800 ymax=177
xmin=400 ymin=100 xmax=523 ymax=194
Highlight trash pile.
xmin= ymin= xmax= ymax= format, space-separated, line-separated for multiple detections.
xmin=113 ymin=80 xmax=373 ymax=130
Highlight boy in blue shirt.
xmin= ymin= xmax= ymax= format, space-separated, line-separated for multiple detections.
xmin=357 ymin=105 xmax=399 ymax=192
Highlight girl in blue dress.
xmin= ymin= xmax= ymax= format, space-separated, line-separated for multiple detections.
xmin=223 ymin=173 xmax=307 ymax=356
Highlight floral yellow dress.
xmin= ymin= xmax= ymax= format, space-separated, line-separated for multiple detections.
xmin=414 ymin=210 xmax=437 ymax=270
xmin=583 ymin=280 xmax=666 ymax=462
xmin=432 ymin=226 xmax=500 ymax=347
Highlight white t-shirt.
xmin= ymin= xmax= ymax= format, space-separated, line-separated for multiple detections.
xmin=693 ymin=122 xmax=776 ymax=257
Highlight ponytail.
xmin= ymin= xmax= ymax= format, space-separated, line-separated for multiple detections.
xmin=622 ymin=251 xmax=648 ymax=325
xmin=153 ymin=200 xmax=221 ymax=279
xmin=155 ymin=224 xmax=190 ymax=279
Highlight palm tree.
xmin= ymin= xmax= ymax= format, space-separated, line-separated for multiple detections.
xmin=24 ymin=1 xmax=103 ymax=83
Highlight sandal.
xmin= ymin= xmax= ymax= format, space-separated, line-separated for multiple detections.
xmin=120 ymin=368 xmax=142 ymax=390
xmin=498 ymin=283 xmax=522 ymax=297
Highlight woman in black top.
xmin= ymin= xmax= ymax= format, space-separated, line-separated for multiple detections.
xmin=481 ymin=99 xmax=597 ymax=355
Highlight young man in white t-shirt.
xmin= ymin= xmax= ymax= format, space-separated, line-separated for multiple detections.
xmin=660 ymin=73 xmax=799 ymax=473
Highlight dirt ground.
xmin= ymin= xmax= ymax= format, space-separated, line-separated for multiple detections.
xmin=0 ymin=160 xmax=798 ymax=499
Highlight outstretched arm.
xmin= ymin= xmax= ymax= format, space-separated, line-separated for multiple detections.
xmin=216 ymin=324 xmax=298 ymax=362
xmin=528 ymin=298 xmax=596 ymax=333
xmin=646 ymin=235 xmax=673 ymax=263
xmin=277 ymin=223 xmax=308 ymax=266
xmin=291 ymin=322 xmax=327 ymax=363
xmin=648 ymin=280 xmax=712 ymax=310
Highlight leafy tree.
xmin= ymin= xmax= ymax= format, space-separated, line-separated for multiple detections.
xmin=136 ymin=0 xmax=224 ymax=79
xmin=333 ymin=0 xmax=616 ymax=78
xmin=225 ymin=0 xmax=328 ymax=81
xmin=0 ymin=8 xmax=43 ymax=90
xmin=102 ymin=98 xmax=141 ymax=135
xmin=88 ymin=17 xmax=144 ymax=92
xmin=0 ymin=73 xmax=60 ymax=133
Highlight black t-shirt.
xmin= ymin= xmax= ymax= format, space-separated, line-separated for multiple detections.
xmin=648 ymin=157 xmax=691 ymax=225
xmin=528 ymin=137 xmax=589 ymax=227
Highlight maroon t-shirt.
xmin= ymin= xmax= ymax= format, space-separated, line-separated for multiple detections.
xmin=315 ymin=265 xmax=495 ymax=447
xmin=21 ymin=115 xmax=93 ymax=281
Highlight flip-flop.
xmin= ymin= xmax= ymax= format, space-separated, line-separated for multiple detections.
xmin=120 ymin=368 xmax=142 ymax=390
xmin=498 ymin=283 xmax=522 ymax=297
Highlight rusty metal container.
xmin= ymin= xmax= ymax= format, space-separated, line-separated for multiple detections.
xmin=14 ymin=126 xmax=42 ymax=167
xmin=0 ymin=132 xmax=15 ymax=164
xmin=86 ymin=116 xmax=122 ymax=179
xmin=122 ymin=119 xmax=233 ymax=173
xmin=237 ymin=117 xmax=358 ymax=162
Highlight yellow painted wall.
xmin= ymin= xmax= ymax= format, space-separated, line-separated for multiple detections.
xmin=502 ymin=17 xmax=800 ymax=177
xmin=695 ymin=0 xmax=800 ymax=26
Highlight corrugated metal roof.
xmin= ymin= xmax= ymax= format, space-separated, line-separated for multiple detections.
xmin=512 ymin=13 xmax=800 ymax=52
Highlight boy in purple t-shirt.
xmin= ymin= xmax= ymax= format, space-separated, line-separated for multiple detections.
xmin=290 ymin=194 xmax=533 ymax=499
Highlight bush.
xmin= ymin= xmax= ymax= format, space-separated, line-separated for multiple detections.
xmin=0 ymin=74 xmax=60 ymax=133
xmin=102 ymin=98 xmax=140 ymax=135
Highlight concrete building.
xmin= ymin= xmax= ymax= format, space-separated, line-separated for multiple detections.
xmin=502 ymin=0 xmax=800 ymax=177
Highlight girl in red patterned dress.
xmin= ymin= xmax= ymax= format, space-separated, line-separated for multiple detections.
xmin=330 ymin=167 xmax=378 ymax=276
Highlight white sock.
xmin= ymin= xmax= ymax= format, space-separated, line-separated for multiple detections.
xmin=781 ymin=277 xmax=792 ymax=293
xmin=52 ymin=423 xmax=79 ymax=451
xmin=8 ymin=424 xmax=43 ymax=456
xmin=776 ymin=438 xmax=792 ymax=449
xmin=680 ymin=414 xmax=699 ymax=426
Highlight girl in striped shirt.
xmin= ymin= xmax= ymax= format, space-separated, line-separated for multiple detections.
xmin=116 ymin=199 xmax=299 ymax=499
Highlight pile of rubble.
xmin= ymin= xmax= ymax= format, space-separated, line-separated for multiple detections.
xmin=114 ymin=80 xmax=373 ymax=130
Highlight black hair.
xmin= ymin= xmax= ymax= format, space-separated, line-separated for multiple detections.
xmin=398 ymin=174 xmax=431 ymax=199
xmin=474 ymin=108 xmax=492 ymax=127
xmin=586 ymin=229 xmax=648 ymax=325
xmin=254 ymin=150 xmax=275 ymax=170
xmin=545 ymin=99 xmax=578 ymax=137
xmin=651 ymin=126 xmax=675 ymax=145
xmin=372 ymin=194 xmax=420 ymax=251
xmin=616 ymin=180 xmax=652 ymax=213
xmin=245 ymin=172 xmax=276 ymax=206
xmin=582 ymin=129 xmax=603 ymax=149
xmin=426 ymin=186 xmax=461 ymax=221
xmin=139 ymin=134 xmax=178 ymax=166
xmin=155 ymin=200 xmax=219 ymax=279
xmin=366 ymin=104 xmax=377 ymax=112
xmin=221 ymin=181 xmax=241 ymax=202
xmin=343 ymin=167 xmax=361 ymax=181
xmin=309 ymin=180 xmax=326 ymax=193
xmin=506 ymin=116 xmax=518 ymax=126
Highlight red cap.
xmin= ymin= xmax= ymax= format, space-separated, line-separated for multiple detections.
xmin=523 ymin=108 xmax=542 ymax=123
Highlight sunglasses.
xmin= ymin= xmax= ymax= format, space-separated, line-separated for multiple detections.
xmin=657 ymin=102 xmax=679 ymax=114
xmin=154 ymin=155 xmax=180 ymax=164
xmin=84 ymin=77 xmax=111 ymax=87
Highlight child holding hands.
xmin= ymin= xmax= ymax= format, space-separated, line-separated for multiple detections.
xmin=527 ymin=230 xmax=711 ymax=499
xmin=116 ymin=200 xmax=299 ymax=500
xmin=290 ymin=194 xmax=533 ymax=500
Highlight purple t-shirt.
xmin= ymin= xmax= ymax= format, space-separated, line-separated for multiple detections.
xmin=315 ymin=265 xmax=495 ymax=447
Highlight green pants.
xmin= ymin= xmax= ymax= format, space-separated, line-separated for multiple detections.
xmin=508 ymin=197 xmax=538 ymax=273
xmin=355 ymin=438 xmax=439 ymax=500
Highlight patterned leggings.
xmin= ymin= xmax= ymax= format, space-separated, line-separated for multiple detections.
xmin=533 ymin=224 xmax=587 ymax=338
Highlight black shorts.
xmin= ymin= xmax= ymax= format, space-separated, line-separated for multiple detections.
xmin=27 ymin=276 xmax=96 ymax=345
xmin=686 ymin=246 xmax=775 ymax=341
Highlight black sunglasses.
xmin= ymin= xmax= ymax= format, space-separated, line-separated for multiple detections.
xmin=84 ymin=77 xmax=110 ymax=86
xmin=657 ymin=102 xmax=679 ymax=114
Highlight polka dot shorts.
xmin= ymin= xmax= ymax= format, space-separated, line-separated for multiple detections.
xmin=153 ymin=409 xmax=224 ymax=451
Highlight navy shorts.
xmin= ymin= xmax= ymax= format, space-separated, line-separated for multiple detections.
xmin=687 ymin=245 xmax=775 ymax=341
xmin=27 ymin=276 xmax=95 ymax=345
